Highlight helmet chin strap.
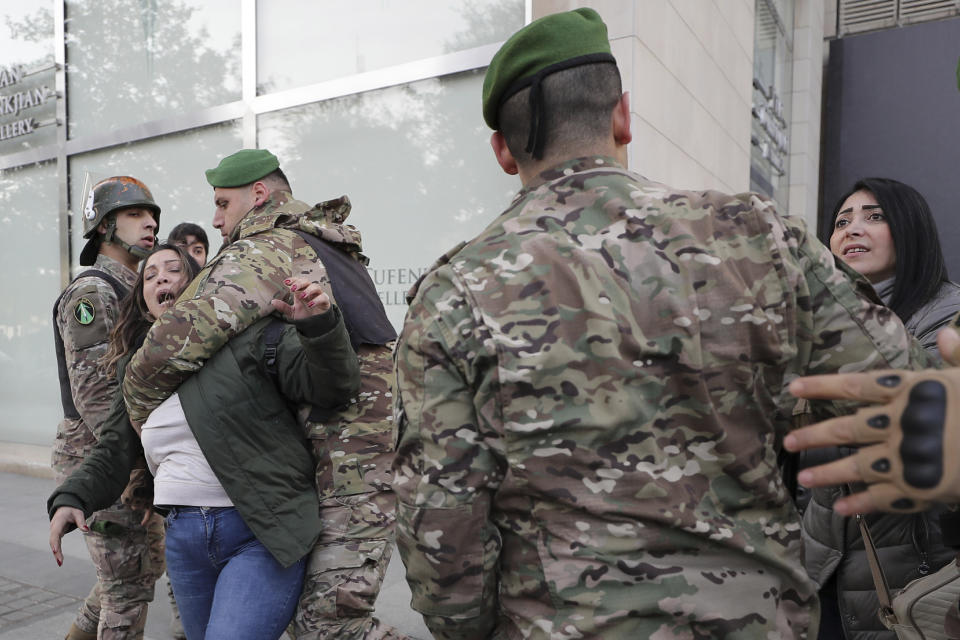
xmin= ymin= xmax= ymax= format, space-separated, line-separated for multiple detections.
xmin=102 ymin=218 xmax=154 ymax=261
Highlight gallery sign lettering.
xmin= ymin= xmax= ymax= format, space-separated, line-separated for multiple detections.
xmin=0 ymin=63 xmax=55 ymax=143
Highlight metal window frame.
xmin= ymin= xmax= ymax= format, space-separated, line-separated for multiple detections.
xmin=0 ymin=0 xmax=528 ymax=288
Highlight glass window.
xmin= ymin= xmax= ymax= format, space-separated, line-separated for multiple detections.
xmin=257 ymin=0 xmax=524 ymax=94
xmin=65 ymin=0 xmax=241 ymax=139
xmin=0 ymin=161 xmax=61 ymax=445
xmin=258 ymin=69 xmax=520 ymax=330
xmin=69 ymin=121 xmax=243 ymax=275
xmin=751 ymin=0 xmax=794 ymax=207
xmin=0 ymin=4 xmax=57 ymax=154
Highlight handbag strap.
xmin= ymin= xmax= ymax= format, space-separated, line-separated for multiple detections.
xmin=857 ymin=512 xmax=896 ymax=611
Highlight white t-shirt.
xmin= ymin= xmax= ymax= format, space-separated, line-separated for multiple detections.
xmin=140 ymin=392 xmax=233 ymax=507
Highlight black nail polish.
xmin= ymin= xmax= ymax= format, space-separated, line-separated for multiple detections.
xmin=876 ymin=375 xmax=901 ymax=388
xmin=892 ymin=498 xmax=914 ymax=510
xmin=871 ymin=458 xmax=890 ymax=473
xmin=867 ymin=415 xmax=890 ymax=429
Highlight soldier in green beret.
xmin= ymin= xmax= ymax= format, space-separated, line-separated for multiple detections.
xmin=392 ymin=8 xmax=931 ymax=639
xmin=121 ymin=148 xmax=407 ymax=639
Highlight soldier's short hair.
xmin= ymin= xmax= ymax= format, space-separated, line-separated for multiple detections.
xmin=498 ymin=62 xmax=622 ymax=166
xmin=261 ymin=168 xmax=292 ymax=194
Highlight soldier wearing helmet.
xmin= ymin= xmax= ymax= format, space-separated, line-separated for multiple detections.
xmin=53 ymin=176 xmax=165 ymax=640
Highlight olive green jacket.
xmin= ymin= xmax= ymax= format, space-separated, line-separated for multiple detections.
xmin=48 ymin=307 xmax=359 ymax=567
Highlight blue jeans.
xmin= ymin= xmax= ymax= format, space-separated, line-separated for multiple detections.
xmin=164 ymin=506 xmax=306 ymax=640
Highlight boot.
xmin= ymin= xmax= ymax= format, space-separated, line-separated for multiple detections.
xmin=168 ymin=577 xmax=186 ymax=639
xmin=64 ymin=622 xmax=97 ymax=640
xmin=170 ymin=615 xmax=186 ymax=640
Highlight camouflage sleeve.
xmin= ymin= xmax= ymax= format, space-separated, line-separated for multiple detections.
xmin=122 ymin=231 xmax=329 ymax=423
xmin=392 ymin=269 xmax=504 ymax=640
xmin=58 ymin=279 xmax=122 ymax=436
xmin=272 ymin=306 xmax=360 ymax=408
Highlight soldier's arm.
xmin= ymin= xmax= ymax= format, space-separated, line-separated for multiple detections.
xmin=392 ymin=271 xmax=504 ymax=640
xmin=59 ymin=282 xmax=120 ymax=436
xmin=122 ymin=234 xmax=304 ymax=423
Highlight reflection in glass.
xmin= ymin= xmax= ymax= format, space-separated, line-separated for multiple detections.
xmin=259 ymin=70 xmax=520 ymax=330
xmin=65 ymin=0 xmax=241 ymax=139
xmin=0 ymin=5 xmax=57 ymax=153
xmin=69 ymin=121 xmax=243 ymax=276
xmin=257 ymin=0 xmax=523 ymax=95
xmin=751 ymin=0 xmax=793 ymax=207
xmin=0 ymin=161 xmax=61 ymax=445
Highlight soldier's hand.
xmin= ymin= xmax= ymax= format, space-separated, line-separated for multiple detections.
xmin=50 ymin=506 xmax=88 ymax=566
xmin=271 ymin=278 xmax=331 ymax=321
xmin=784 ymin=369 xmax=960 ymax=515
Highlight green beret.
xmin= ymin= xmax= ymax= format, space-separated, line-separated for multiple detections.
xmin=482 ymin=8 xmax=614 ymax=131
xmin=205 ymin=149 xmax=280 ymax=188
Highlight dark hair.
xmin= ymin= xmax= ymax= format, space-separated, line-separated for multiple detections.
xmin=831 ymin=177 xmax=949 ymax=323
xmin=498 ymin=62 xmax=622 ymax=166
xmin=100 ymin=243 xmax=202 ymax=378
xmin=261 ymin=168 xmax=291 ymax=194
xmin=167 ymin=222 xmax=209 ymax=252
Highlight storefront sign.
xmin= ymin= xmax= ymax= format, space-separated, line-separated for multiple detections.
xmin=0 ymin=63 xmax=55 ymax=142
xmin=369 ymin=266 xmax=429 ymax=306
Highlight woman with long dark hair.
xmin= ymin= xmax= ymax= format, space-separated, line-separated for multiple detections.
xmin=829 ymin=177 xmax=960 ymax=355
xmin=804 ymin=178 xmax=960 ymax=640
xmin=48 ymin=243 xmax=359 ymax=639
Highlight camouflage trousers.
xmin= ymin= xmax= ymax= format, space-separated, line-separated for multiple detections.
xmin=291 ymin=491 xmax=409 ymax=640
xmin=54 ymin=458 xmax=165 ymax=640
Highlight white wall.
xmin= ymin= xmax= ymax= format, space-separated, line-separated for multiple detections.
xmin=788 ymin=0 xmax=826 ymax=229
xmin=535 ymin=0 xmax=825 ymax=225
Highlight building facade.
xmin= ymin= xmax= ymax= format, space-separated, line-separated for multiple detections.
xmin=1 ymin=0 xmax=824 ymax=447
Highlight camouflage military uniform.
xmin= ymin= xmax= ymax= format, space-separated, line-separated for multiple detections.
xmin=122 ymin=193 xmax=404 ymax=639
xmin=392 ymin=156 xmax=931 ymax=640
xmin=52 ymin=253 xmax=164 ymax=639
xmin=294 ymin=340 xmax=404 ymax=640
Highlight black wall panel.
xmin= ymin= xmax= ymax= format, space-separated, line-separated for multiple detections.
xmin=821 ymin=17 xmax=960 ymax=276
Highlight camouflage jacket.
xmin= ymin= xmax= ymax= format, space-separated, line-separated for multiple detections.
xmin=306 ymin=340 xmax=397 ymax=501
xmin=392 ymin=156 xmax=930 ymax=640
xmin=53 ymin=254 xmax=137 ymax=463
xmin=122 ymin=192 xmax=363 ymax=424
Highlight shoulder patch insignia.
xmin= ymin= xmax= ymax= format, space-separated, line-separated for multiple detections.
xmin=74 ymin=298 xmax=95 ymax=325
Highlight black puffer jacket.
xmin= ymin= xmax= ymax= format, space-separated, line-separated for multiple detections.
xmin=800 ymin=275 xmax=960 ymax=639
xmin=802 ymin=458 xmax=954 ymax=640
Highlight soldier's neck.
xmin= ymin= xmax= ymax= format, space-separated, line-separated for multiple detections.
xmin=98 ymin=242 xmax=140 ymax=271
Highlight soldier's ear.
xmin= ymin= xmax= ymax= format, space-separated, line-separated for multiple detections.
xmin=613 ymin=92 xmax=632 ymax=147
xmin=490 ymin=132 xmax=519 ymax=176
xmin=251 ymin=181 xmax=270 ymax=206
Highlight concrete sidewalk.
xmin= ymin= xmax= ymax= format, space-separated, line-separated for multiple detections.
xmin=0 ymin=469 xmax=430 ymax=639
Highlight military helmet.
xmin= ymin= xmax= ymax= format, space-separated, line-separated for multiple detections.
xmin=81 ymin=176 xmax=160 ymax=238
xmin=79 ymin=176 xmax=161 ymax=266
